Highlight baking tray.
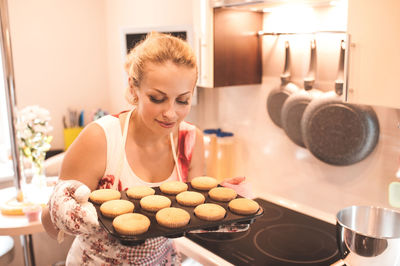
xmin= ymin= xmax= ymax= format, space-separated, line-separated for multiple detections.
xmin=92 ymin=184 xmax=264 ymax=245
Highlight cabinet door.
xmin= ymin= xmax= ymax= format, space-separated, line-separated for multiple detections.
xmin=347 ymin=0 xmax=400 ymax=108
xmin=193 ymin=1 xmax=263 ymax=88
xmin=214 ymin=8 xmax=263 ymax=87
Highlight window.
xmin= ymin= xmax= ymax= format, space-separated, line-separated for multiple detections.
xmin=125 ymin=31 xmax=187 ymax=54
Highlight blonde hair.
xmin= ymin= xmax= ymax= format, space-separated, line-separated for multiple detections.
xmin=124 ymin=32 xmax=198 ymax=105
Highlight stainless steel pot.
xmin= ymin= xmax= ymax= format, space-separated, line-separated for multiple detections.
xmin=335 ymin=205 xmax=400 ymax=265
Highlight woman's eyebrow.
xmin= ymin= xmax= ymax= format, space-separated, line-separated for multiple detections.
xmin=150 ymin=88 xmax=167 ymax=95
xmin=150 ymin=89 xmax=191 ymax=97
xmin=178 ymin=91 xmax=191 ymax=97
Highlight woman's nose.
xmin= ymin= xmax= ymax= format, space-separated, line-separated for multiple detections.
xmin=162 ymin=102 xmax=176 ymax=119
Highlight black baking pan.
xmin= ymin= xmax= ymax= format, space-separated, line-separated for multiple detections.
xmin=91 ymin=184 xmax=264 ymax=246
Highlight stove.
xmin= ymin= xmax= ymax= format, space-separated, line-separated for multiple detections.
xmin=186 ymin=198 xmax=340 ymax=265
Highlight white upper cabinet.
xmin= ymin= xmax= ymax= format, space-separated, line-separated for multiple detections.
xmin=346 ymin=0 xmax=400 ymax=108
xmin=193 ymin=0 xmax=214 ymax=88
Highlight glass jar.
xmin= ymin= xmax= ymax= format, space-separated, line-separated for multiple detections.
xmin=203 ymin=129 xmax=220 ymax=178
xmin=215 ymin=131 xmax=236 ymax=182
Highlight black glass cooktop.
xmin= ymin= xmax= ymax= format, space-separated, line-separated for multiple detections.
xmin=186 ymin=198 xmax=340 ymax=266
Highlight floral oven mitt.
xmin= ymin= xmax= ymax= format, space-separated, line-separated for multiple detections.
xmin=49 ymin=180 xmax=100 ymax=242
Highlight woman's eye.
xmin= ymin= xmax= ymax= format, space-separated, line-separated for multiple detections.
xmin=149 ymin=96 xmax=165 ymax=103
xmin=176 ymin=98 xmax=189 ymax=105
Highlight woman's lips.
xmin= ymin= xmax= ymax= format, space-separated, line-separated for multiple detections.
xmin=156 ymin=120 xmax=175 ymax=128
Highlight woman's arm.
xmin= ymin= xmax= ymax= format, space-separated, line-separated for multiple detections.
xmin=58 ymin=123 xmax=107 ymax=188
xmin=41 ymin=122 xmax=107 ymax=239
xmin=41 ymin=207 xmax=59 ymax=239
xmin=188 ymin=127 xmax=205 ymax=181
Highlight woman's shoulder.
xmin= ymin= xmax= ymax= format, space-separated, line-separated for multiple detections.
xmin=180 ymin=121 xmax=203 ymax=138
xmin=178 ymin=121 xmax=203 ymax=162
xmin=182 ymin=123 xmax=205 ymax=180
xmin=94 ymin=110 xmax=130 ymax=122
xmin=179 ymin=120 xmax=197 ymax=132
xmin=71 ymin=122 xmax=106 ymax=149
xmin=111 ymin=110 xmax=130 ymax=119
xmin=94 ymin=114 xmax=119 ymax=127
xmin=94 ymin=110 xmax=131 ymax=133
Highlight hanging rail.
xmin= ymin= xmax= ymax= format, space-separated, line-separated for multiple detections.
xmin=258 ymin=30 xmax=347 ymax=36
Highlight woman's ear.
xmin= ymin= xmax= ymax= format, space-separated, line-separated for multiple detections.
xmin=131 ymin=86 xmax=139 ymax=104
xmin=128 ymin=77 xmax=134 ymax=89
xmin=126 ymin=78 xmax=139 ymax=105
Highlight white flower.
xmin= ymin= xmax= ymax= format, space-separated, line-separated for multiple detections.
xmin=17 ymin=105 xmax=53 ymax=169
xmin=20 ymin=129 xmax=33 ymax=139
xmin=33 ymin=124 xmax=47 ymax=134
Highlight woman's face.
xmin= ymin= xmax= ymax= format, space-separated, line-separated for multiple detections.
xmin=134 ymin=61 xmax=197 ymax=135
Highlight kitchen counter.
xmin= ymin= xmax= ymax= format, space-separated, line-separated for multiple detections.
xmin=174 ymin=192 xmax=336 ymax=265
xmin=175 ymin=237 xmax=234 ymax=266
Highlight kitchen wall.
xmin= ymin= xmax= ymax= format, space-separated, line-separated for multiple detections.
xmin=187 ymin=5 xmax=400 ymax=215
xmin=7 ymin=0 xmax=194 ymax=150
xmin=8 ymin=0 xmax=110 ymax=150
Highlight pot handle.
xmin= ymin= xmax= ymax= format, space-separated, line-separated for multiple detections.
xmin=280 ymin=41 xmax=291 ymax=85
xmin=304 ymin=39 xmax=316 ymax=90
xmin=330 ymin=259 xmax=346 ymax=266
xmin=335 ymin=40 xmax=345 ymax=96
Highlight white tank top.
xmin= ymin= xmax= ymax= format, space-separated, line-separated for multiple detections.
xmin=94 ymin=109 xmax=196 ymax=190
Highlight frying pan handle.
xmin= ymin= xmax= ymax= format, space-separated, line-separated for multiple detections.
xmin=335 ymin=40 xmax=345 ymax=96
xmin=304 ymin=39 xmax=316 ymax=90
xmin=280 ymin=41 xmax=291 ymax=85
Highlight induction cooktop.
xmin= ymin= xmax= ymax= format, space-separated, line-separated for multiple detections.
xmin=186 ymin=198 xmax=340 ymax=265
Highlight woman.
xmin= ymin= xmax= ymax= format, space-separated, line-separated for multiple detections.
xmin=41 ymin=32 xmax=246 ymax=265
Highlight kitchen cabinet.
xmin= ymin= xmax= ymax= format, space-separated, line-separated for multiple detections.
xmin=346 ymin=0 xmax=400 ymax=109
xmin=193 ymin=0 xmax=263 ymax=88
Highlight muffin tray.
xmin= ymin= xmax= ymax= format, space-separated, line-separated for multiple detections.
xmin=92 ymin=184 xmax=264 ymax=245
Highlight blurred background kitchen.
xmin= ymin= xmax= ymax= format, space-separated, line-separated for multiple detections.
xmin=1 ymin=0 xmax=400 ymax=265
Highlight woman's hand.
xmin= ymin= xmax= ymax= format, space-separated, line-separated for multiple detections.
xmin=221 ymin=176 xmax=246 ymax=185
xmin=220 ymin=176 xmax=253 ymax=198
xmin=49 ymin=180 xmax=100 ymax=239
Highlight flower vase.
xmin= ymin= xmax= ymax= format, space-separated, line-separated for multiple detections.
xmin=31 ymin=160 xmax=46 ymax=189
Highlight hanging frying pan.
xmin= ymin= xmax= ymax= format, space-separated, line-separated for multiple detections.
xmin=266 ymin=41 xmax=300 ymax=127
xmin=301 ymin=40 xmax=379 ymax=166
xmin=281 ymin=39 xmax=322 ymax=147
